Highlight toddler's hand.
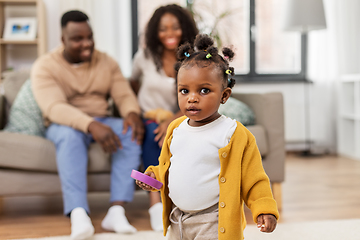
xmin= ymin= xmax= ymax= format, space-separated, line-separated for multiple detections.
xmin=135 ymin=172 xmax=157 ymax=191
xmin=257 ymin=214 xmax=277 ymax=233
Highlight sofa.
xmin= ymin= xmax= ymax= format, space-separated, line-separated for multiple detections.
xmin=0 ymin=70 xmax=285 ymax=210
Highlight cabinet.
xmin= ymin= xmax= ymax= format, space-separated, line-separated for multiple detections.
xmin=338 ymin=74 xmax=360 ymax=161
xmin=0 ymin=0 xmax=46 ymax=75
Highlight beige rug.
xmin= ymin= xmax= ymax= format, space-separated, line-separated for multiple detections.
xmin=14 ymin=231 xmax=166 ymax=240
xmin=244 ymin=218 xmax=360 ymax=240
xmin=15 ymin=218 xmax=360 ymax=240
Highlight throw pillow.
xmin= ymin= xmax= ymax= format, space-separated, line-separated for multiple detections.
xmin=219 ymin=97 xmax=255 ymax=126
xmin=4 ymin=79 xmax=45 ymax=136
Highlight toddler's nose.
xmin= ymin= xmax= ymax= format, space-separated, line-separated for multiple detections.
xmin=188 ymin=93 xmax=198 ymax=103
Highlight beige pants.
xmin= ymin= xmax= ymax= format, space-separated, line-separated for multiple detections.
xmin=167 ymin=203 xmax=219 ymax=240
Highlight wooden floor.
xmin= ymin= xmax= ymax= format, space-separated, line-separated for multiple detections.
xmin=1 ymin=153 xmax=360 ymax=239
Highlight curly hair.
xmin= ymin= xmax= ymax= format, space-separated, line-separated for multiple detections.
xmin=145 ymin=4 xmax=198 ymax=72
xmin=175 ymin=34 xmax=236 ymax=89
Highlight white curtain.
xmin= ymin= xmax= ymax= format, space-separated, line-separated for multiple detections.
xmin=43 ymin=0 xmax=133 ymax=77
xmin=307 ymin=0 xmax=360 ymax=153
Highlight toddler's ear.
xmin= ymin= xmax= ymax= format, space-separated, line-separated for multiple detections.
xmin=221 ymin=88 xmax=232 ymax=104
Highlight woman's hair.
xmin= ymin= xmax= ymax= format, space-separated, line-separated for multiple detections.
xmin=145 ymin=4 xmax=199 ymax=71
xmin=175 ymin=34 xmax=236 ymax=89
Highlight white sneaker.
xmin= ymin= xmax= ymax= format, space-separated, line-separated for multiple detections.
xmin=101 ymin=205 xmax=137 ymax=234
xmin=70 ymin=207 xmax=94 ymax=240
xmin=149 ymin=202 xmax=163 ymax=232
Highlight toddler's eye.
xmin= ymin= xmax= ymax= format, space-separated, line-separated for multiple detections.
xmin=180 ymin=89 xmax=188 ymax=94
xmin=200 ymin=88 xmax=210 ymax=94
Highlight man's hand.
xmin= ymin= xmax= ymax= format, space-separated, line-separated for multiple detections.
xmin=257 ymin=214 xmax=277 ymax=233
xmin=123 ymin=112 xmax=144 ymax=145
xmin=88 ymin=121 xmax=121 ymax=153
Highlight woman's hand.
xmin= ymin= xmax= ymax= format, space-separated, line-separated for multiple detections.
xmin=153 ymin=118 xmax=172 ymax=147
xmin=153 ymin=110 xmax=183 ymax=147
xmin=136 ymin=172 xmax=157 ymax=191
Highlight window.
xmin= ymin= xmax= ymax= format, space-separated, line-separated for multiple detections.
xmin=133 ymin=0 xmax=305 ymax=82
xmin=188 ymin=0 xmax=249 ymax=74
xmin=255 ymin=0 xmax=301 ymax=74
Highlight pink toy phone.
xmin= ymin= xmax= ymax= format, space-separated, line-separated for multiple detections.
xmin=131 ymin=169 xmax=163 ymax=190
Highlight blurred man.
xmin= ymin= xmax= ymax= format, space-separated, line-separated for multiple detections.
xmin=32 ymin=10 xmax=144 ymax=239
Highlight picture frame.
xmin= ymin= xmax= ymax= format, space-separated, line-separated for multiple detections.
xmin=3 ymin=17 xmax=37 ymax=41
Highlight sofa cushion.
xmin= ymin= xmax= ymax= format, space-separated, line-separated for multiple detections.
xmin=0 ymin=131 xmax=57 ymax=171
xmin=0 ymin=131 xmax=111 ymax=173
xmin=0 ymin=169 xmax=62 ymax=196
xmin=246 ymin=125 xmax=268 ymax=157
xmin=0 ymin=94 xmax=6 ymax=129
xmin=0 ymin=169 xmax=110 ymax=195
xmin=4 ymin=79 xmax=45 ymax=136
xmin=219 ymin=97 xmax=255 ymax=126
xmin=87 ymin=143 xmax=111 ymax=172
xmin=3 ymin=69 xmax=30 ymax=106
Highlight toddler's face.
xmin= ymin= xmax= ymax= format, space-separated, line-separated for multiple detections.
xmin=177 ymin=65 xmax=231 ymax=127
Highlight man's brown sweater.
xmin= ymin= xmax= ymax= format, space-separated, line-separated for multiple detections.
xmin=31 ymin=46 xmax=140 ymax=133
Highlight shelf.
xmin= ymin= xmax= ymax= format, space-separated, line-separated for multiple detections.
xmin=339 ymin=82 xmax=355 ymax=115
xmin=0 ymin=39 xmax=38 ymax=44
xmin=337 ymin=118 xmax=356 ymax=159
xmin=0 ymin=0 xmax=36 ymax=3
xmin=338 ymin=75 xmax=360 ymax=161
xmin=339 ymin=113 xmax=360 ymax=120
xmin=0 ymin=0 xmax=46 ymax=74
xmin=341 ymin=74 xmax=360 ymax=82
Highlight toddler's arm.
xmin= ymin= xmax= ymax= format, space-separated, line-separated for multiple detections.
xmin=135 ymin=172 xmax=157 ymax=191
xmin=257 ymin=214 xmax=277 ymax=233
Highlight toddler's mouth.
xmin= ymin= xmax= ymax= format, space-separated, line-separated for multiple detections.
xmin=187 ymin=107 xmax=200 ymax=114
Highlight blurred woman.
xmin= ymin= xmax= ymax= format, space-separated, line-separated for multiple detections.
xmin=129 ymin=4 xmax=198 ymax=232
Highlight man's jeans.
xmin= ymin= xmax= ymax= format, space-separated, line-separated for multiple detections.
xmin=46 ymin=117 xmax=141 ymax=215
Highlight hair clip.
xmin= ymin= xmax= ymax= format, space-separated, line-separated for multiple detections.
xmin=206 ymin=53 xmax=212 ymax=59
xmin=224 ymin=56 xmax=229 ymax=60
xmin=225 ymin=69 xmax=232 ymax=75
xmin=184 ymin=52 xmax=190 ymax=58
xmin=228 ymin=78 xmax=232 ymax=84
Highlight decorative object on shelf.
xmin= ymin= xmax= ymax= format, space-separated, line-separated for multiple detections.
xmin=282 ymin=0 xmax=327 ymax=156
xmin=3 ymin=17 xmax=37 ymax=41
xmin=0 ymin=0 xmax=47 ymax=75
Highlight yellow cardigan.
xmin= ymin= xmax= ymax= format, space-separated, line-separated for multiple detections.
xmin=146 ymin=116 xmax=279 ymax=239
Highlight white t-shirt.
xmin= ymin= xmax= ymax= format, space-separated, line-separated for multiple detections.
xmin=130 ymin=49 xmax=178 ymax=114
xmin=168 ymin=115 xmax=237 ymax=211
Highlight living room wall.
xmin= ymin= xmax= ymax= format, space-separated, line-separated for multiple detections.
xmin=6 ymin=0 xmax=360 ymax=154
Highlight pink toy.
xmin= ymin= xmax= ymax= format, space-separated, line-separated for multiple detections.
xmin=131 ymin=169 xmax=163 ymax=190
